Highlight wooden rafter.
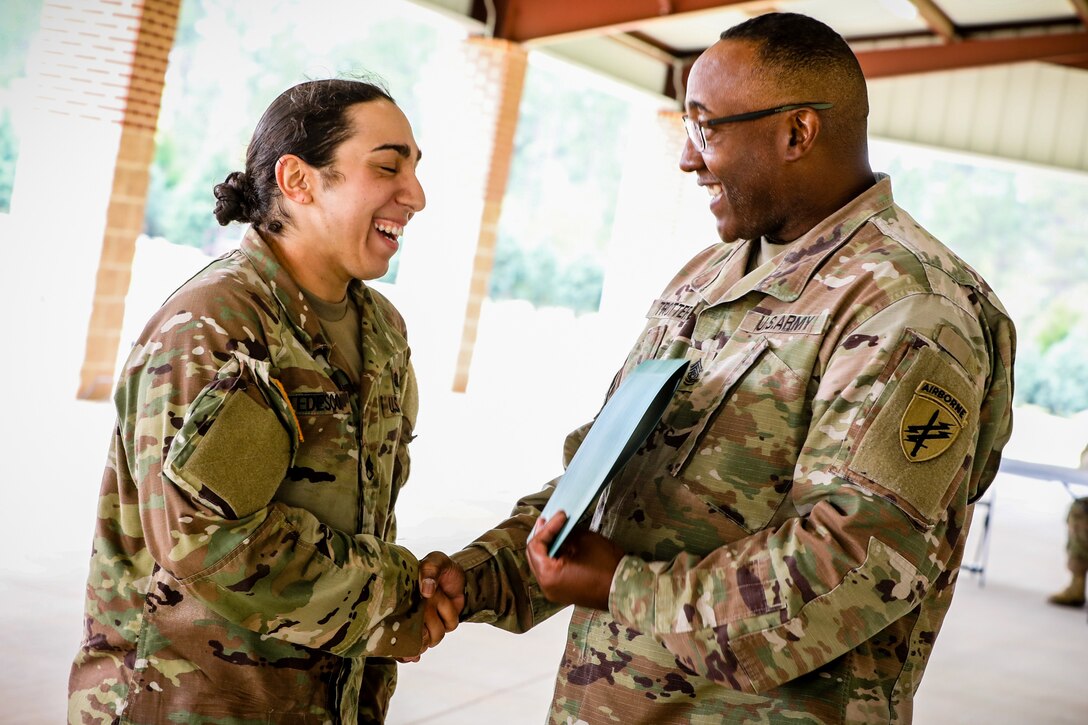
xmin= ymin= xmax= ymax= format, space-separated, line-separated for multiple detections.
xmin=1070 ymin=0 xmax=1088 ymax=28
xmin=672 ymin=28 xmax=1088 ymax=97
xmin=908 ymin=0 xmax=959 ymax=41
xmin=855 ymin=29 xmax=1088 ymax=78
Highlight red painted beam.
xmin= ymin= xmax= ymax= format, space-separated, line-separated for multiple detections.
xmin=495 ymin=0 xmax=758 ymax=43
xmin=855 ymin=30 xmax=1088 ymax=78
xmin=669 ymin=29 xmax=1088 ymax=100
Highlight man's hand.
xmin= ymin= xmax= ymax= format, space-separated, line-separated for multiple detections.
xmin=526 ymin=511 xmax=624 ymax=611
xmin=398 ymin=551 xmax=466 ymax=663
xmin=419 ymin=550 xmax=466 ymax=621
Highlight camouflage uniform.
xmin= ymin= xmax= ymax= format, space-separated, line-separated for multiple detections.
xmin=1071 ymin=446 xmax=1088 ymax=576
xmin=69 ymin=228 xmax=426 ymax=724
xmin=1066 ymin=498 xmax=1088 ymax=576
xmin=453 ymin=176 xmax=1015 ymax=724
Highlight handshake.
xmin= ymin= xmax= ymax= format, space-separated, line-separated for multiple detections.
xmin=398 ymin=550 xmax=466 ymax=663
xmin=401 ymin=511 xmax=625 ymax=662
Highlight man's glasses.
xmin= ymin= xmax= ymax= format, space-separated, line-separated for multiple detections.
xmin=682 ymin=102 xmax=833 ymax=151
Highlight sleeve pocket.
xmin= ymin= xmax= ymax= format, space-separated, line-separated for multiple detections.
xmin=843 ymin=329 xmax=982 ymax=527
xmin=164 ymin=355 xmax=296 ymax=519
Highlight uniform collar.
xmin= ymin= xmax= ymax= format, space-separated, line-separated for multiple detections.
xmin=695 ymin=174 xmax=895 ymax=305
xmin=239 ymin=227 xmax=333 ymax=357
xmin=347 ymin=276 xmax=409 ymax=376
xmin=239 ymin=228 xmax=408 ymax=376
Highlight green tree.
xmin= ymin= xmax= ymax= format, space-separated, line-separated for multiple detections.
xmin=0 ymin=108 xmax=16 ymax=210
xmin=487 ymin=57 xmax=630 ymax=313
xmin=0 ymin=0 xmax=46 ymax=212
xmin=880 ymin=152 xmax=1088 ymax=415
xmin=0 ymin=0 xmax=43 ymax=86
xmin=145 ymin=0 xmax=439 ymax=252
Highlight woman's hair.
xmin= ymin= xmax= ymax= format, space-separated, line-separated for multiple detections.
xmin=213 ymin=78 xmax=395 ymax=234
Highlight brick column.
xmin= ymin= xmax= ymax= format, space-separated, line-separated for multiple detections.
xmin=392 ymin=36 xmax=528 ymax=395
xmin=12 ymin=0 xmax=180 ymax=400
xmin=450 ymin=38 xmax=527 ymax=393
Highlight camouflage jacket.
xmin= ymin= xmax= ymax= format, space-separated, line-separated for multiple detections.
xmin=453 ymin=176 xmax=1015 ymax=724
xmin=69 ymin=228 xmax=425 ymax=724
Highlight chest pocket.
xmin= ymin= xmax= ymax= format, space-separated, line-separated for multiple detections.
xmin=357 ymin=362 xmax=410 ymax=537
xmin=275 ymin=384 xmax=360 ymax=532
xmin=367 ymin=366 xmax=406 ymax=460
xmin=664 ymin=336 xmax=809 ymax=533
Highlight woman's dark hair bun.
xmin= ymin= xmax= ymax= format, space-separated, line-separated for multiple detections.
xmin=212 ymin=171 xmax=254 ymax=226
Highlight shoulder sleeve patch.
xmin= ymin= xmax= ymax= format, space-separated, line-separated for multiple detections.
xmin=845 ymin=331 xmax=982 ymax=526
xmin=900 ymin=379 xmax=967 ymax=462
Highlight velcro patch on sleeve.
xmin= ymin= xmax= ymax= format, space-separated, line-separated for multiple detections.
xmin=846 ymin=337 xmax=981 ymax=526
xmin=176 ymin=390 xmax=291 ymax=518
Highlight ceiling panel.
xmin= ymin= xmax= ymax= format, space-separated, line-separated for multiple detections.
xmin=783 ymin=0 xmax=931 ymax=37
xmin=937 ymin=0 xmax=1078 ymax=26
xmin=634 ymin=10 xmax=752 ymax=50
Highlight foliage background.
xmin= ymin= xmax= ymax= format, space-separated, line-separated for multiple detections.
xmin=0 ymin=0 xmax=45 ymax=212
xmin=875 ymin=145 xmax=1088 ymax=415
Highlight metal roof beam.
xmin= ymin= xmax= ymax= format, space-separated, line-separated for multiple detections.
xmin=856 ymin=30 xmax=1088 ymax=77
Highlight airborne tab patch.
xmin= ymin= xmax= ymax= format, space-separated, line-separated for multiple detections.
xmin=900 ymin=380 xmax=968 ymax=462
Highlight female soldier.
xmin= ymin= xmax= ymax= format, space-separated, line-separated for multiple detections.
xmin=69 ymin=78 xmax=461 ymax=723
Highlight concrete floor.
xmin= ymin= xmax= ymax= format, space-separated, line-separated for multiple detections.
xmin=4 ymin=399 xmax=1087 ymax=724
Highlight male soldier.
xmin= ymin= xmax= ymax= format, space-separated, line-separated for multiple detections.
xmin=1048 ymin=445 xmax=1088 ymax=607
xmin=1048 ymin=497 xmax=1088 ymax=607
xmin=431 ymin=12 xmax=1015 ymax=723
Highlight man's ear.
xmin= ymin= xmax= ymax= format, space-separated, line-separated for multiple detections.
xmin=275 ymin=154 xmax=313 ymax=204
xmin=783 ymin=108 xmax=820 ymax=161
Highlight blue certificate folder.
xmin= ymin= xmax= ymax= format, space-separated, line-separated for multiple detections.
xmin=534 ymin=358 xmax=690 ymax=557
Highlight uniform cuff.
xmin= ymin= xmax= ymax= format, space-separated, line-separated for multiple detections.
xmin=451 ymin=546 xmax=495 ymax=623
xmin=608 ymin=554 xmax=656 ymax=635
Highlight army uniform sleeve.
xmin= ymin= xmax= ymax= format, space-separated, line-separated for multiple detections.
xmin=452 ymin=421 xmax=594 ymax=630
xmin=608 ymin=292 xmax=1014 ymax=692
xmin=122 ymin=292 xmax=428 ymax=660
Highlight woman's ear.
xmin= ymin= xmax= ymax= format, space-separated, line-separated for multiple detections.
xmin=275 ymin=154 xmax=313 ymax=204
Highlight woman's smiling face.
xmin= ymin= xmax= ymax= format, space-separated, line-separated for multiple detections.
xmin=299 ymin=99 xmax=426 ymax=296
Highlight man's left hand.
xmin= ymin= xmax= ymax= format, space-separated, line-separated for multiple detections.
xmin=526 ymin=511 xmax=625 ymax=611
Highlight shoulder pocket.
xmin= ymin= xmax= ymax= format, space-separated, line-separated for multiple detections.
xmin=843 ymin=329 xmax=982 ymax=527
xmin=165 ymin=353 xmax=300 ymax=519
